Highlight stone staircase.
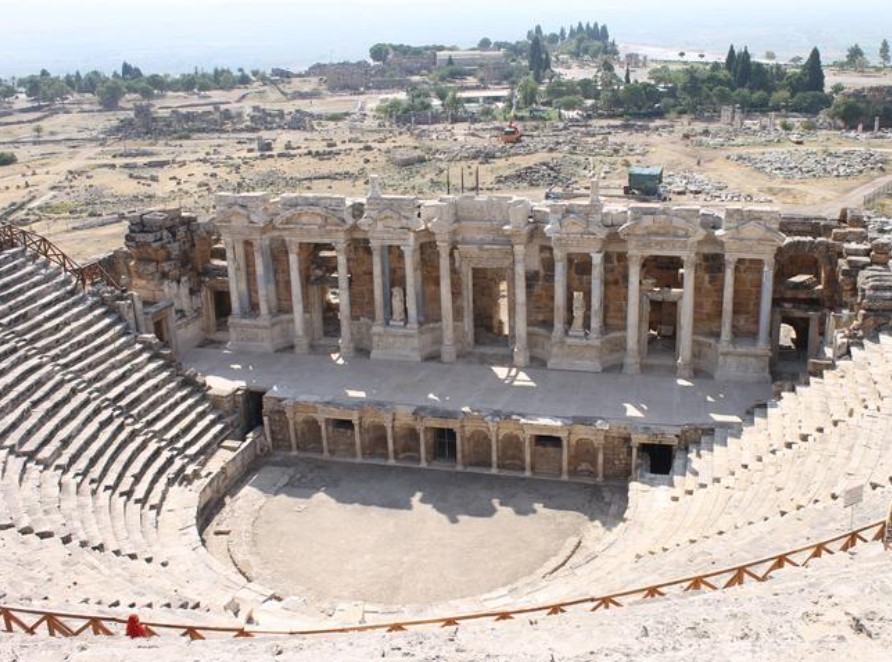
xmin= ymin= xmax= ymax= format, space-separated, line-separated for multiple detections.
xmin=0 ymin=248 xmax=252 ymax=619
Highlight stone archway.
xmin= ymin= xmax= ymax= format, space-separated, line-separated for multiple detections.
xmin=498 ymin=432 xmax=524 ymax=472
xmin=464 ymin=429 xmax=492 ymax=469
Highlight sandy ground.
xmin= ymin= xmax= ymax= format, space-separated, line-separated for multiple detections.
xmin=209 ymin=458 xmax=618 ymax=607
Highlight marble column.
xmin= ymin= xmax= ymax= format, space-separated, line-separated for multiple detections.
xmin=489 ymin=421 xmax=499 ymax=474
xmin=286 ymin=239 xmax=309 ymax=352
xmin=261 ymin=237 xmax=278 ymax=315
xmin=523 ymin=432 xmax=532 ymax=476
xmin=318 ymin=416 xmax=330 ymax=458
xmin=385 ymin=415 xmax=395 ymax=464
xmin=720 ymin=256 xmax=737 ymax=347
xmin=677 ymin=254 xmax=696 ymax=379
xmin=455 ymin=426 xmax=464 ymax=470
xmin=402 ymin=244 xmax=419 ymax=328
xmin=590 ymin=252 xmax=604 ymax=338
xmin=253 ymin=239 xmax=271 ymax=317
xmin=561 ymin=435 xmax=569 ymax=480
xmin=286 ymin=409 xmax=297 ymax=453
xmin=223 ymin=238 xmax=242 ymax=318
xmin=462 ymin=258 xmax=474 ymax=347
xmin=334 ymin=241 xmax=354 ymax=355
xmin=437 ymin=241 xmax=456 ymax=362
xmin=233 ymin=239 xmax=250 ymax=315
xmin=623 ymin=253 xmax=642 ymax=374
xmin=757 ymin=258 xmax=775 ymax=349
xmin=419 ymin=420 xmax=427 ymax=467
xmin=370 ymin=242 xmax=386 ymax=328
xmin=512 ymin=243 xmax=530 ymax=367
xmin=596 ymin=440 xmax=605 ymax=483
xmin=353 ymin=415 xmax=362 ymax=461
xmin=552 ymin=248 xmax=567 ymax=341
xmin=630 ymin=442 xmax=639 ymax=480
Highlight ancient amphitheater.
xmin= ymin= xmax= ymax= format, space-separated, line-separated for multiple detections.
xmin=1 ymin=182 xmax=892 ymax=659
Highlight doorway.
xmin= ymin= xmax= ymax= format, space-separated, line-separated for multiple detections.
xmin=308 ymin=244 xmax=341 ymax=343
xmin=212 ymin=289 xmax=232 ymax=332
xmin=243 ymin=389 xmax=265 ymax=433
xmin=472 ymin=268 xmax=510 ymax=347
xmin=641 ymin=443 xmax=673 ymax=475
xmin=432 ymin=428 xmax=457 ymax=463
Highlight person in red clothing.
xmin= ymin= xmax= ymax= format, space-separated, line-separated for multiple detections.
xmin=125 ymin=613 xmax=147 ymax=638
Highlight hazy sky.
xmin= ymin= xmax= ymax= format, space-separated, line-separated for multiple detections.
xmin=3 ymin=0 xmax=889 ymax=77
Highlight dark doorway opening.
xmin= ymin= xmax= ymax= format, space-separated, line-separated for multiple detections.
xmin=213 ymin=290 xmax=232 ymax=331
xmin=534 ymin=435 xmax=562 ymax=450
xmin=244 ymin=389 xmax=265 ymax=432
xmin=153 ymin=318 xmax=167 ymax=343
xmin=642 ymin=443 xmax=673 ymax=475
xmin=332 ymin=419 xmax=355 ymax=433
xmin=433 ymin=428 xmax=457 ymax=462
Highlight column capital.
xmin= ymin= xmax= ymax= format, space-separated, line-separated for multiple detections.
xmin=683 ymin=253 xmax=697 ymax=269
xmin=590 ymin=251 xmax=604 ymax=263
xmin=627 ymin=251 xmax=643 ymax=268
xmin=436 ymin=240 xmax=452 ymax=251
xmin=723 ymin=254 xmax=739 ymax=268
xmin=512 ymin=242 xmax=526 ymax=257
xmin=762 ymin=256 xmax=775 ymax=270
xmin=553 ymin=246 xmax=567 ymax=261
xmin=285 ymin=236 xmax=300 ymax=250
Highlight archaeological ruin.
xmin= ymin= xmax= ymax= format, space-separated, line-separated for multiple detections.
xmin=1 ymin=172 xmax=892 ymax=645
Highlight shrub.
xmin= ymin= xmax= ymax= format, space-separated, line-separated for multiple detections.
xmin=0 ymin=152 xmax=16 ymax=166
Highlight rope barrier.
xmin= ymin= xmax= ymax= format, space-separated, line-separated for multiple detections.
xmin=0 ymin=519 xmax=884 ymax=640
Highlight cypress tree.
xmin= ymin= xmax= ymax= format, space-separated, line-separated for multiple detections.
xmin=624 ymin=63 xmax=631 ymax=84
xmin=725 ymin=45 xmax=737 ymax=73
xmin=600 ymin=25 xmax=609 ymax=42
xmin=734 ymin=47 xmax=751 ymax=88
xmin=803 ymin=47 xmax=825 ymax=92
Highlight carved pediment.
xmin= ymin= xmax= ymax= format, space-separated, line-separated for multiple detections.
xmin=357 ymin=207 xmax=423 ymax=232
xmin=619 ymin=214 xmax=706 ymax=241
xmin=716 ymin=220 xmax=785 ymax=247
xmin=546 ymin=212 xmax=608 ymax=238
xmin=273 ymin=207 xmax=352 ymax=229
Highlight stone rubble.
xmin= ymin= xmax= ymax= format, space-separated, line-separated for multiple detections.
xmin=727 ymin=149 xmax=887 ymax=179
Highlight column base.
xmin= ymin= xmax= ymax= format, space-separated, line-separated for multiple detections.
xmin=339 ymin=340 xmax=355 ymax=357
xmin=293 ymin=336 xmax=310 ymax=353
xmin=513 ymin=345 xmax=529 ymax=368
xmin=676 ymin=361 xmax=693 ymax=379
xmin=440 ymin=343 xmax=457 ymax=363
xmin=623 ymin=357 xmax=641 ymax=374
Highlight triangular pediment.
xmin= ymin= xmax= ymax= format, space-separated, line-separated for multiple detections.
xmin=619 ymin=215 xmax=706 ymax=241
xmin=358 ymin=207 xmax=423 ymax=232
xmin=717 ymin=220 xmax=785 ymax=246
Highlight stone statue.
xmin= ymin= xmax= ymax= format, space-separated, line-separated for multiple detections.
xmin=390 ymin=286 xmax=406 ymax=325
xmin=570 ymin=291 xmax=586 ymax=336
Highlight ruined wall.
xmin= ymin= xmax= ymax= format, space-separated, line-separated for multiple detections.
xmin=603 ymin=432 xmax=633 ymax=479
xmin=270 ymin=238 xmax=293 ymax=314
xmin=123 ymin=209 xmax=212 ymax=310
xmin=528 ymin=245 xmax=554 ymax=329
xmin=732 ymin=258 xmax=762 ymax=338
xmin=244 ymin=239 xmax=259 ymax=314
xmin=693 ymin=254 xmax=723 ymax=337
xmin=421 ymin=242 xmax=442 ymax=323
xmin=350 ymin=241 xmax=374 ymax=321
xmin=604 ymin=252 xmax=629 ymax=332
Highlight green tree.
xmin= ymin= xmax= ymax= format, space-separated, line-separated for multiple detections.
xmin=846 ymin=44 xmax=867 ymax=70
xmin=443 ymin=89 xmax=464 ymax=115
xmin=880 ymin=39 xmax=890 ymax=69
xmin=0 ymin=151 xmax=16 ymax=166
xmin=803 ymin=47 xmax=825 ymax=92
xmin=477 ymin=37 xmax=492 ymax=50
xmin=96 ymin=79 xmax=125 ymax=109
xmin=369 ymin=44 xmax=389 ymax=63
xmin=734 ymin=47 xmax=751 ymax=88
xmin=528 ymin=35 xmax=547 ymax=83
xmin=516 ymin=76 xmax=538 ymax=108
xmin=725 ymin=45 xmax=737 ymax=73
xmin=624 ymin=64 xmax=631 ymax=85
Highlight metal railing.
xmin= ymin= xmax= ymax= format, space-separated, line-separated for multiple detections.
xmin=0 ymin=520 xmax=885 ymax=639
xmin=0 ymin=223 xmax=120 ymax=289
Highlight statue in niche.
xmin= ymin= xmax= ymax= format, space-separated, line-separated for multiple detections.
xmin=390 ymin=286 xmax=406 ymax=325
xmin=570 ymin=291 xmax=586 ymax=336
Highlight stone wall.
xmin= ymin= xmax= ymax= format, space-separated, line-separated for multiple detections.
xmin=528 ymin=245 xmax=555 ymax=329
xmin=350 ymin=241 xmax=374 ymax=321
xmin=567 ymin=253 xmax=593 ymax=329
xmin=270 ymin=238 xmax=293 ymax=314
xmin=244 ymin=239 xmax=259 ymax=314
xmin=733 ymin=259 xmax=762 ymax=338
xmin=604 ymin=252 xmax=629 ymax=332
xmin=421 ymin=242 xmax=441 ymax=323
xmin=693 ymin=253 xmax=723 ymax=337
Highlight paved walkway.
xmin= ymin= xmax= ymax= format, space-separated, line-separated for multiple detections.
xmin=183 ymin=347 xmax=771 ymax=427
